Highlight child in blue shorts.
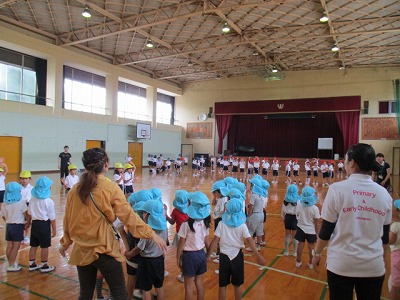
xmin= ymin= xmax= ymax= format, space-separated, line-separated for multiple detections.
xmin=130 ymin=199 xmax=168 ymax=300
xmin=207 ymin=198 xmax=265 ymax=299
xmin=1 ymin=182 xmax=31 ymax=271
xmin=177 ymin=191 xmax=212 ymax=300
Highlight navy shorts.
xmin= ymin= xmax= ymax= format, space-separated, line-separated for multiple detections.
xmin=124 ymin=185 xmax=133 ymax=194
xmin=284 ymin=214 xmax=297 ymax=230
xmin=240 ymin=168 xmax=245 ymax=173
xmin=182 ymin=250 xmax=207 ymax=277
xmin=232 ymin=166 xmax=238 ymax=172
xmin=248 ymin=168 xmax=253 ymax=175
xmin=30 ymin=220 xmax=51 ymax=248
xmin=136 ymin=256 xmax=164 ymax=291
xmin=219 ymin=251 xmax=244 ymax=287
xmin=0 ymin=190 xmax=4 ymax=203
xmin=294 ymin=227 xmax=317 ymax=243
xmin=307 ymin=170 xmax=312 ymax=176
xmin=254 ymin=168 xmax=259 ymax=174
xmin=273 ymin=170 xmax=278 ymax=176
xmin=293 ymin=170 xmax=299 ymax=177
xmin=262 ymin=168 xmax=268 ymax=175
xmin=322 ymin=172 xmax=329 ymax=178
xmin=286 ymin=171 xmax=291 ymax=177
xmin=6 ymin=223 xmax=24 ymax=242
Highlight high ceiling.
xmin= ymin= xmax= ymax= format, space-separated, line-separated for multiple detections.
xmin=0 ymin=0 xmax=399 ymax=87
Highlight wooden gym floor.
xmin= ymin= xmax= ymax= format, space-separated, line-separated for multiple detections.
xmin=0 ymin=166 xmax=396 ymax=299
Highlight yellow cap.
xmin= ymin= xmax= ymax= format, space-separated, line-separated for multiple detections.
xmin=20 ymin=170 xmax=32 ymax=178
xmin=114 ymin=162 xmax=124 ymax=168
xmin=68 ymin=164 xmax=77 ymax=170
xmin=124 ymin=163 xmax=133 ymax=169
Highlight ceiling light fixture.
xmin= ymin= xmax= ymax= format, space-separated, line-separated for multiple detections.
xmin=82 ymin=6 xmax=91 ymax=18
xmin=252 ymin=51 xmax=259 ymax=56
xmin=331 ymin=44 xmax=339 ymax=52
xmin=222 ymin=23 xmax=230 ymax=33
xmin=146 ymin=39 xmax=154 ymax=48
xmin=188 ymin=60 xmax=194 ymax=67
xmin=319 ymin=12 xmax=329 ymax=23
xmin=272 ymin=67 xmax=278 ymax=73
xmin=216 ymin=74 xmax=221 ymax=79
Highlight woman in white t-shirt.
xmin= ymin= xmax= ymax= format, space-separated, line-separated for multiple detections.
xmin=311 ymin=143 xmax=392 ymax=300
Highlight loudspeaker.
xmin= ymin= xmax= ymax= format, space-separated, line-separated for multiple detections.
xmin=363 ymin=101 xmax=369 ymax=114
xmin=208 ymin=107 xmax=213 ymax=118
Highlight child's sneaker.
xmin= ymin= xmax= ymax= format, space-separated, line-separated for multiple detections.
xmin=23 ymin=236 xmax=30 ymax=244
xmin=164 ymin=271 xmax=169 ymax=277
xmin=40 ymin=264 xmax=55 ymax=273
xmin=292 ymin=252 xmax=297 ymax=257
xmin=307 ymin=262 xmax=314 ymax=270
xmin=283 ymin=250 xmax=289 ymax=256
xmin=7 ymin=262 xmax=22 ymax=272
xmin=177 ymin=274 xmax=184 ymax=283
xmin=133 ymin=289 xmax=143 ymax=299
xmin=295 ymin=261 xmax=302 ymax=268
xmin=29 ymin=263 xmax=41 ymax=271
xmin=209 ymin=253 xmax=219 ymax=259
xmin=259 ymin=241 xmax=266 ymax=246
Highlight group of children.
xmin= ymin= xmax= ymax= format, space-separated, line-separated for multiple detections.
xmin=147 ymin=154 xmax=188 ymax=176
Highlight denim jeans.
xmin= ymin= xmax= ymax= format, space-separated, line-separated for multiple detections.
xmin=327 ymin=270 xmax=385 ymax=300
xmin=77 ymin=254 xmax=128 ymax=300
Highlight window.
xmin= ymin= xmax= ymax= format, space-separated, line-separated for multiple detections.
xmin=156 ymin=92 xmax=175 ymax=125
xmin=63 ymin=66 xmax=107 ymax=114
xmin=118 ymin=82 xmax=148 ymax=120
xmin=379 ymin=101 xmax=396 ymax=114
xmin=0 ymin=47 xmax=47 ymax=105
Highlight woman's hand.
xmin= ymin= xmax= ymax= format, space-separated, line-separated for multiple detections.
xmin=152 ymin=234 xmax=168 ymax=253
xmin=58 ymin=245 xmax=68 ymax=257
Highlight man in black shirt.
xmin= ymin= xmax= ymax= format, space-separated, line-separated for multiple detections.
xmin=58 ymin=145 xmax=72 ymax=183
xmin=374 ymin=153 xmax=391 ymax=191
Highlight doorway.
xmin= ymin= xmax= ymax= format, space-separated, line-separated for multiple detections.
xmin=128 ymin=142 xmax=143 ymax=173
xmin=0 ymin=136 xmax=22 ymax=175
xmin=181 ymin=144 xmax=193 ymax=161
xmin=86 ymin=140 xmax=106 ymax=150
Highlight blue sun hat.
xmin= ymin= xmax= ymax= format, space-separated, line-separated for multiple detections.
xmin=127 ymin=190 xmax=152 ymax=211
xmin=222 ymin=198 xmax=246 ymax=228
xmin=211 ymin=180 xmax=229 ymax=196
xmin=187 ymin=191 xmax=211 ymax=220
xmin=141 ymin=200 xmax=167 ymax=230
xmin=249 ymin=177 xmax=261 ymax=187
xmin=300 ymin=186 xmax=318 ymax=207
xmin=260 ymin=179 xmax=270 ymax=197
xmin=394 ymin=199 xmax=400 ymax=209
xmin=252 ymin=174 xmax=263 ymax=181
xmin=31 ymin=176 xmax=53 ymax=199
xmin=228 ymin=188 xmax=245 ymax=201
xmin=285 ymin=184 xmax=300 ymax=203
xmin=223 ymin=177 xmax=238 ymax=188
xmin=149 ymin=188 xmax=162 ymax=202
xmin=173 ymin=190 xmax=189 ymax=214
xmin=4 ymin=182 xmax=22 ymax=204
xmin=232 ymin=182 xmax=246 ymax=194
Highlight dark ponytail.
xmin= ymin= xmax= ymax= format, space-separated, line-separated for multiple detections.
xmin=76 ymin=148 xmax=109 ymax=204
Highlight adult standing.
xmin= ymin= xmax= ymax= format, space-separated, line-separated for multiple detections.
xmin=311 ymin=143 xmax=392 ymax=300
xmin=374 ymin=152 xmax=392 ymax=191
xmin=58 ymin=146 xmax=72 ymax=182
xmin=59 ymin=148 xmax=167 ymax=300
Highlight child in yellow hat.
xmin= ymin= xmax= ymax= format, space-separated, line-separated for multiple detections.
xmin=62 ymin=164 xmax=79 ymax=193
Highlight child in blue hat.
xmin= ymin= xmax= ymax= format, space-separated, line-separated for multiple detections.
xmin=28 ymin=176 xmax=56 ymax=273
xmin=177 ymin=191 xmax=212 ymax=300
xmin=294 ymin=186 xmax=320 ymax=268
xmin=210 ymin=180 xmax=229 ymax=262
xmin=207 ymin=198 xmax=265 ymax=299
xmin=166 ymin=190 xmax=189 ymax=283
xmin=282 ymin=184 xmax=300 ymax=256
xmin=1 ymin=182 xmax=31 ymax=272
xmin=128 ymin=199 xmax=168 ymax=300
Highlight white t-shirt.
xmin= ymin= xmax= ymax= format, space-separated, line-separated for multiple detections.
xmin=239 ymin=161 xmax=245 ymax=169
xmin=322 ymin=173 xmax=392 ymax=277
xmin=296 ymin=204 xmax=320 ymax=234
xmin=21 ymin=184 xmax=33 ymax=204
xmin=281 ymin=202 xmax=297 ymax=219
xmin=249 ymin=193 xmax=266 ymax=213
xmin=124 ymin=171 xmax=134 ymax=186
xmin=65 ymin=174 xmax=79 ymax=189
xmin=214 ymin=196 xmax=228 ymax=219
xmin=0 ymin=174 xmax=5 ymax=190
xmin=1 ymin=200 xmax=28 ymax=224
xmin=113 ymin=173 xmax=124 ymax=185
xmin=28 ymin=197 xmax=56 ymax=221
xmin=272 ymin=163 xmax=279 ymax=171
xmin=178 ymin=220 xmax=209 ymax=251
xmin=254 ymin=161 xmax=260 ymax=168
xmin=390 ymin=222 xmax=400 ymax=252
xmin=215 ymin=222 xmax=251 ymax=260
xmin=293 ymin=163 xmax=300 ymax=171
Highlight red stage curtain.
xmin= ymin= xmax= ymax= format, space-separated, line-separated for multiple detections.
xmin=216 ymin=115 xmax=233 ymax=154
xmin=335 ymin=111 xmax=360 ymax=152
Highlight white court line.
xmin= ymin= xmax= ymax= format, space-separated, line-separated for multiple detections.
xmin=244 ymin=259 xmax=327 ymax=285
